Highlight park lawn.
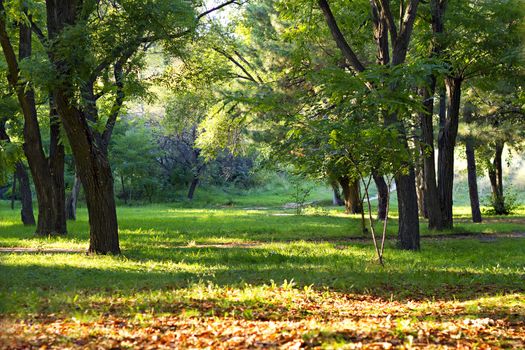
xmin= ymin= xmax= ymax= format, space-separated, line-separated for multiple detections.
xmin=1 ymin=200 xmax=524 ymax=348
xmin=0 ymin=200 xmax=525 ymax=250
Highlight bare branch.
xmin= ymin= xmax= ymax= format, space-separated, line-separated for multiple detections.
xmin=197 ymin=0 xmax=242 ymax=20
xmin=214 ymin=47 xmax=259 ymax=83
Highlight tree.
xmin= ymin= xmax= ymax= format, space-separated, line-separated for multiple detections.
xmin=0 ymin=1 xmax=66 ymax=235
xmin=317 ymin=0 xmax=421 ymax=250
xmin=42 ymin=0 xmax=226 ymax=253
xmin=416 ymin=0 xmax=523 ymax=228
xmin=462 ymin=101 xmax=482 ymax=222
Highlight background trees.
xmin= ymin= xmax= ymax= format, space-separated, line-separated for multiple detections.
xmin=0 ymin=0 xmax=522 ymax=255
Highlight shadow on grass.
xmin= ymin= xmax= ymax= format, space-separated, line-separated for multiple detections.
xmin=0 ymin=260 xmax=523 ymax=319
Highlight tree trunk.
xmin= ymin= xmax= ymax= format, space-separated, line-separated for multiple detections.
xmin=464 ymin=103 xmax=482 ymax=223
xmin=47 ymin=0 xmax=120 ymax=254
xmin=338 ymin=176 xmax=363 ymax=214
xmin=419 ymin=78 xmax=445 ymax=229
xmin=49 ymin=99 xmax=67 ymax=233
xmin=488 ymin=141 xmax=505 ymax=214
xmin=395 ymin=169 xmax=421 ymax=250
xmin=418 ymin=0 xmax=448 ymax=230
xmin=372 ymin=172 xmax=388 ymax=220
xmin=494 ymin=141 xmax=504 ymax=198
xmin=15 ymin=162 xmax=36 ymax=225
xmin=66 ymin=173 xmax=81 ymax=220
xmin=10 ymin=171 xmax=16 ymax=210
xmin=330 ymin=180 xmax=344 ymax=206
xmin=437 ymin=77 xmax=462 ymax=229
xmin=415 ymin=155 xmax=427 ymax=218
xmin=187 ymin=177 xmax=199 ymax=200
xmin=53 ymin=92 xmax=120 ymax=254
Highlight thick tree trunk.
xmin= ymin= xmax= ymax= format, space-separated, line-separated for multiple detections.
xmin=437 ymin=77 xmax=462 ymax=229
xmin=15 ymin=162 xmax=36 ymax=225
xmin=47 ymin=0 xmax=120 ymax=254
xmin=372 ymin=172 xmax=388 ymax=220
xmin=53 ymin=92 xmax=120 ymax=254
xmin=49 ymin=100 xmax=67 ymax=233
xmin=395 ymin=168 xmax=421 ymax=250
xmin=66 ymin=173 xmax=81 ymax=220
xmin=464 ymin=103 xmax=482 ymax=223
xmin=187 ymin=177 xmax=199 ymax=200
xmin=338 ymin=176 xmax=363 ymax=214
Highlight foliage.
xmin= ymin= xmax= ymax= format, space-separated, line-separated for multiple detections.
xmin=110 ymin=118 xmax=161 ymax=202
xmin=288 ymin=174 xmax=314 ymax=215
xmin=483 ymin=189 xmax=520 ymax=216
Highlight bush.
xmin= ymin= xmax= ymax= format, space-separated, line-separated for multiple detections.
xmin=483 ymin=190 xmax=520 ymax=215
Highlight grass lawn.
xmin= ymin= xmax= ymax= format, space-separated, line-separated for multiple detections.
xmin=1 ymin=198 xmax=524 ymax=348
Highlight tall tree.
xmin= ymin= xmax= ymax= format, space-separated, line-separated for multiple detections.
xmin=0 ymin=1 xmax=66 ymax=235
xmin=318 ymin=0 xmax=421 ymax=250
xmin=463 ymin=101 xmax=482 ymax=223
xmin=44 ymin=0 xmax=234 ymax=253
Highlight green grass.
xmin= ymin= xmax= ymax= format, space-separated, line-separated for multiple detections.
xmin=1 ymin=238 xmax=524 ymax=318
xmin=1 ymin=198 xmax=524 ymax=249
xmin=1 ymin=194 xmax=524 ymax=348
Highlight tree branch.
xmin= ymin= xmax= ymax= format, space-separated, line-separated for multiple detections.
xmin=377 ymin=0 xmax=398 ymax=43
xmin=318 ymin=0 xmax=366 ymax=73
xmin=214 ymin=47 xmax=259 ymax=83
xmin=197 ymin=1 xmax=241 ymax=20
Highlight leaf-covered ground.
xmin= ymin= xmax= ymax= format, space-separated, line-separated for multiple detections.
xmin=1 ymin=287 xmax=524 ymax=349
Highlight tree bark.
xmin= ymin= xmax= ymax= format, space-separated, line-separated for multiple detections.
xmin=66 ymin=173 xmax=81 ymax=220
xmin=187 ymin=177 xmax=199 ymax=200
xmin=494 ymin=141 xmax=504 ymax=198
xmin=464 ymin=103 xmax=482 ymax=223
xmin=52 ymin=90 xmax=120 ymax=253
xmin=10 ymin=171 xmax=16 ymax=210
xmin=49 ymin=99 xmax=67 ymax=232
xmin=372 ymin=172 xmax=388 ymax=220
xmin=395 ymin=167 xmax=421 ymax=250
xmin=15 ymin=162 xmax=36 ymax=225
xmin=437 ymin=77 xmax=462 ymax=229
xmin=338 ymin=176 xmax=363 ymax=214
xmin=47 ymin=0 xmax=120 ymax=254
xmin=488 ymin=140 xmax=505 ymax=214
xmin=415 ymin=155 xmax=426 ymax=218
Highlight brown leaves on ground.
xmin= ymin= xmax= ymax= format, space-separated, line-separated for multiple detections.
xmin=1 ymin=289 xmax=523 ymax=349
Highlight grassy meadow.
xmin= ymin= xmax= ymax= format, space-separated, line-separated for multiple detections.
xmin=1 ymin=187 xmax=524 ymax=348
